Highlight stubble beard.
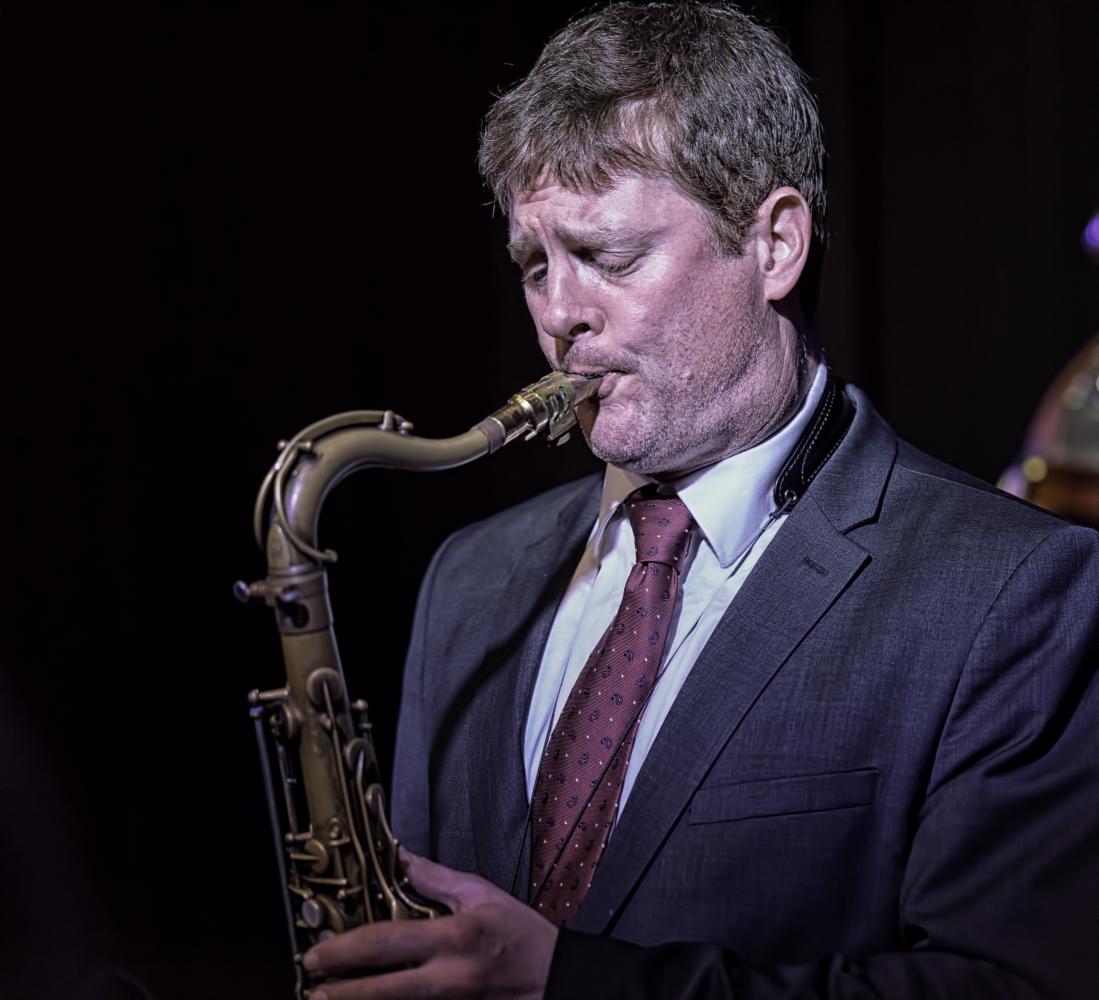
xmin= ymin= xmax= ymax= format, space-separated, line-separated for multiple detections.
xmin=578 ymin=333 xmax=797 ymax=478
xmin=581 ymin=370 xmax=748 ymax=478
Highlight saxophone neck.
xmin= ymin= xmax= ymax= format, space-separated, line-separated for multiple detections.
xmin=251 ymin=370 xmax=603 ymax=571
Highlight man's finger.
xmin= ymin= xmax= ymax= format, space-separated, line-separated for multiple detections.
xmin=304 ymin=915 xmax=461 ymax=975
xmin=311 ymin=964 xmax=438 ymax=1000
xmin=400 ymin=848 xmax=497 ymax=912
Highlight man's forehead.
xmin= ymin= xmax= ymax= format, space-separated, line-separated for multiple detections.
xmin=507 ymin=173 xmax=689 ymax=255
xmin=509 ymin=179 xmax=605 ymax=231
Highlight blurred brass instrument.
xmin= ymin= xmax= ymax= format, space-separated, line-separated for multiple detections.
xmin=999 ymin=331 xmax=1099 ymax=529
xmin=235 ymin=370 xmax=601 ymax=998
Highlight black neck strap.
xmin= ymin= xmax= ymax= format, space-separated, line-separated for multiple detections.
xmin=772 ymin=371 xmax=855 ymax=509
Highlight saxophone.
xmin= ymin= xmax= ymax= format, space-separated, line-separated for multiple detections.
xmin=236 ymin=370 xmax=602 ymax=999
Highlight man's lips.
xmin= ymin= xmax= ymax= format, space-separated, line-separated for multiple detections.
xmin=596 ymin=371 xmax=622 ymax=398
xmin=563 ymin=366 xmax=629 ymax=401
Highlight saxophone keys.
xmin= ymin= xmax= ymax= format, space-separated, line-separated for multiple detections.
xmin=300 ymin=837 xmax=331 ymax=874
xmin=299 ymin=894 xmax=346 ymax=933
xmin=306 ymin=667 xmax=345 ymax=709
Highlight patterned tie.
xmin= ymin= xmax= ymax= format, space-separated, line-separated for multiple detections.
xmin=530 ymin=487 xmax=694 ymax=927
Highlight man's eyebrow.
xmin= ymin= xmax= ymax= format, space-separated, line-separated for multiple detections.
xmin=507 ymin=234 xmax=536 ymax=263
xmin=507 ymin=225 xmax=661 ymax=262
xmin=577 ymin=223 xmax=661 ymax=248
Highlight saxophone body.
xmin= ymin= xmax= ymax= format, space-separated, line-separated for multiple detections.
xmin=236 ymin=371 xmax=601 ymax=998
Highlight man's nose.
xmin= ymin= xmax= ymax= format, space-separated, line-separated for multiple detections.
xmin=539 ymin=267 xmax=605 ymax=342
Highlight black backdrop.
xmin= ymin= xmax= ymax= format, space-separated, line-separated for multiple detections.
xmin=3 ymin=4 xmax=1098 ymax=998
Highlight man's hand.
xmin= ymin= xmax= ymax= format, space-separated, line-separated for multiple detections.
xmin=303 ymin=849 xmax=558 ymax=999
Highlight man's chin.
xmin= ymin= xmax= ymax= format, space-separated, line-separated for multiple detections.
xmin=584 ymin=419 xmax=710 ymax=478
xmin=582 ymin=420 xmax=654 ymax=473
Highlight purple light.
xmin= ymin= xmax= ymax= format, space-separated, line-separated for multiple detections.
xmin=1084 ymin=214 xmax=1099 ymax=251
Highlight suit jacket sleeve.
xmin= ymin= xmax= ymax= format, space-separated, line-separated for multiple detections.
xmin=547 ymin=524 xmax=1099 ymax=1000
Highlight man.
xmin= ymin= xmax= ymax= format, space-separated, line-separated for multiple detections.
xmin=304 ymin=4 xmax=1099 ymax=997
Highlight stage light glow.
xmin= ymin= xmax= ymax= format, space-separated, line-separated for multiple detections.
xmin=1084 ymin=214 xmax=1099 ymax=251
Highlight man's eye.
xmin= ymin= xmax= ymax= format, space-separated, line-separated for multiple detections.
xmin=593 ymin=258 xmax=634 ymax=275
xmin=521 ymin=265 xmax=548 ymax=287
xmin=582 ymin=248 xmax=637 ymax=275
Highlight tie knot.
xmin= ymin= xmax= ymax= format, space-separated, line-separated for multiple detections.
xmin=625 ymin=487 xmax=693 ymax=567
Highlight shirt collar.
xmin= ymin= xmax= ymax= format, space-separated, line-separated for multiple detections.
xmin=592 ymin=363 xmax=828 ymax=568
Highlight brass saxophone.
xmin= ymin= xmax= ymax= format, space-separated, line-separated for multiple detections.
xmin=236 ymin=370 xmax=602 ymax=999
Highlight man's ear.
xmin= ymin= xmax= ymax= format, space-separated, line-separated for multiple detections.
xmin=751 ymin=187 xmax=812 ymax=302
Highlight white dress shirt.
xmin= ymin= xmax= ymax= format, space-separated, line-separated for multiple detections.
xmin=523 ymin=364 xmax=827 ymax=814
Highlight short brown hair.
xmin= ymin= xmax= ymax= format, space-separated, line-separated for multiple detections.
xmin=479 ymin=2 xmax=826 ymax=255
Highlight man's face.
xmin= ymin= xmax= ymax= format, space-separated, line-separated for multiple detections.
xmin=510 ymin=173 xmax=784 ymax=478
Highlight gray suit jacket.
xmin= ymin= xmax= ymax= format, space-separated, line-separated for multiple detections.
xmin=391 ymin=385 xmax=1099 ymax=999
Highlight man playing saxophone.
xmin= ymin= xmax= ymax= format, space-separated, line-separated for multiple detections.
xmin=302 ymin=4 xmax=1099 ymax=997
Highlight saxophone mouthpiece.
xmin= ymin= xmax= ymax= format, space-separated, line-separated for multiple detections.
xmin=477 ymin=369 xmax=604 ymax=452
xmin=562 ymin=370 xmax=605 ymax=406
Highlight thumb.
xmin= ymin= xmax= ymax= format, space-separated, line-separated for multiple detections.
xmin=399 ymin=846 xmax=504 ymax=912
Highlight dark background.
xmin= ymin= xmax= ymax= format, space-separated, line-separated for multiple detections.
xmin=3 ymin=3 xmax=1098 ymax=998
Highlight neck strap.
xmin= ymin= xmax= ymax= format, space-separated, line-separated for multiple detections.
xmin=772 ymin=372 xmax=855 ymax=509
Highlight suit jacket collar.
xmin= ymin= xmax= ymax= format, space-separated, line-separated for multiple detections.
xmin=804 ymin=384 xmax=897 ymax=533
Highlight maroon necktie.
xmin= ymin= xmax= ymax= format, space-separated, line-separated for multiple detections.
xmin=530 ymin=487 xmax=694 ymax=927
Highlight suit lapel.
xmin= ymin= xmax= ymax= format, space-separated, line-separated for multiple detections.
xmin=573 ymin=391 xmax=897 ymax=934
xmin=468 ymin=480 xmax=601 ymax=893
